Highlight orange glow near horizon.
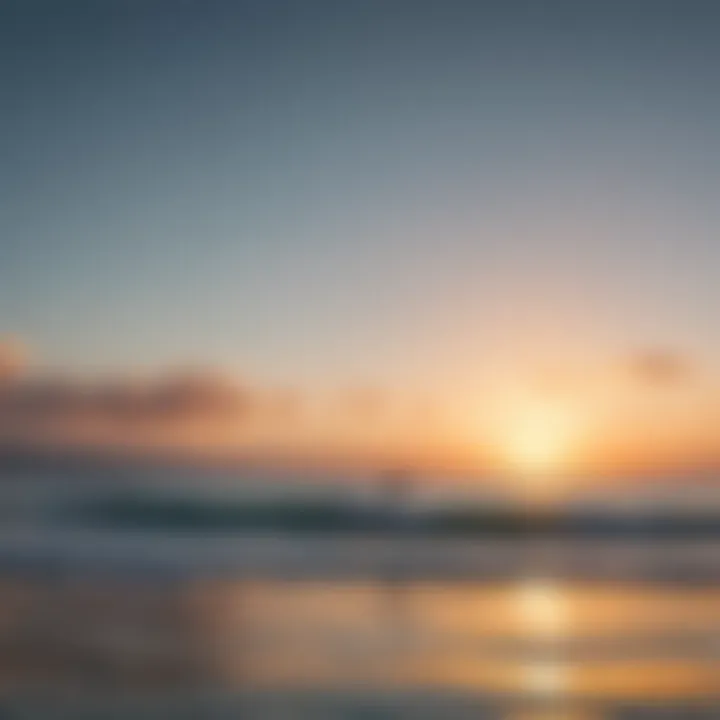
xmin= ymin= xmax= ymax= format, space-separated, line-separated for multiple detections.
xmin=1 ymin=338 xmax=719 ymax=484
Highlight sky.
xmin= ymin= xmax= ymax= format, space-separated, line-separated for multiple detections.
xmin=2 ymin=0 xmax=720 ymax=479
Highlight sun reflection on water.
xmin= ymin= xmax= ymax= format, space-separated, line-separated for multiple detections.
xmin=515 ymin=578 xmax=570 ymax=697
xmin=516 ymin=578 xmax=569 ymax=638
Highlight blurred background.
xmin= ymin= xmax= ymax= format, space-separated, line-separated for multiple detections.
xmin=2 ymin=0 xmax=720 ymax=716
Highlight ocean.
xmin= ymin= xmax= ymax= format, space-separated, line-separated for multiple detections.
xmin=0 ymin=468 xmax=719 ymax=719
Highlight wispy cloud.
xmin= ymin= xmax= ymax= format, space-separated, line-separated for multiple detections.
xmin=0 ymin=338 xmax=28 ymax=382
xmin=0 ymin=341 xmax=267 ymax=450
xmin=626 ymin=349 xmax=694 ymax=387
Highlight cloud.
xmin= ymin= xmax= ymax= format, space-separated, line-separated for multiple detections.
xmin=626 ymin=349 xmax=694 ymax=387
xmin=0 ymin=339 xmax=28 ymax=383
xmin=0 ymin=339 xmax=411 ymax=461
xmin=0 ymin=364 xmax=266 ymax=450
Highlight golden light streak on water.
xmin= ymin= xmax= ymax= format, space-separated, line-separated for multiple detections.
xmin=515 ymin=577 xmax=570 ymax=699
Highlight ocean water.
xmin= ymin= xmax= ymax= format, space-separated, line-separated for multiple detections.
xmin=1 ymin=470 xmax=719 ymax=718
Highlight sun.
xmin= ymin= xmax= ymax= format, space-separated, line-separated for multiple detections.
xmin=497 ymin=400 xmax=580 ymax=480
xmin=510 ymin=419 xmax=570 ymax=474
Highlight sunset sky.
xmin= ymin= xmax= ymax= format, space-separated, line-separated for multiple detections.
xmin=2 ymin=1 xmax=720 ymax=479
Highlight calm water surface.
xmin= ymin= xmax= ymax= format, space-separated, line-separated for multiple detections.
xmin=3 ymin=573 xmax=720 ymax=715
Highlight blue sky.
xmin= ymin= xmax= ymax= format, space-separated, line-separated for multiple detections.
xmin=2 ymin=0 xmax=719 ymax=401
